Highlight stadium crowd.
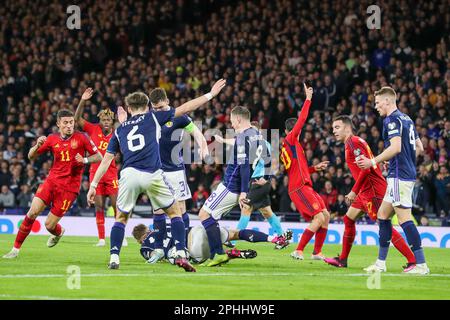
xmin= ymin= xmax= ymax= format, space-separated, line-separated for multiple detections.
xmin=0 ymin=0 xmax=449 ymax=224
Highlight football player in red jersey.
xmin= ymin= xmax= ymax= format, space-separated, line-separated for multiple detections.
xmin=323 ymin=115 xmax=416 ymax=268
xmin=3 ymin=109 xmax=102 ymax=259
xmin=74 ymin=88 xmax=120 ymax=246
xmin=280 ymin=84 xmax=330 ymax=261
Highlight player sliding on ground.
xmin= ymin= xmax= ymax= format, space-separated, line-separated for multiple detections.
xmin=3 ymin=109 xmax=102 ymax=259
xmin=280 ymin=83 xmax=330 ymax=261
xmin=87 ymin=79 xmax=226 ymax=271
xmin=356 ymin=87 xmax=429 ymax=274
xmin=146 ymin=87 xmax=209 ymax=263
xmin=74 ymin=88 xmax=123 ymax=247
xmin=324 ymin=115 xmax=416 ymax=269
xmin=132 ymin=224 xmax=292 ymax=264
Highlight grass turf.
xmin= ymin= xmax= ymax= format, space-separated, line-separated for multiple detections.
xmin=0 ymin=234 xmax=449 ymax=300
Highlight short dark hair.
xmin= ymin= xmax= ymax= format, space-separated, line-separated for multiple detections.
xmin=132 ymin=224 xmax=148 ymax=242
xmin=57 ymin=109 xmax=74 ymax=120
xmin=231 ymin=106 xmax=250 ymax=120
xmin=333 ymin=115 xmax=356 ymax=132
xmin=285 ymin=118 xmax=297 ymax=132
xmin=125 ymin=92 xmax=149 ymax=111
xmin=149 ymin=88 xmax=168 ymax=105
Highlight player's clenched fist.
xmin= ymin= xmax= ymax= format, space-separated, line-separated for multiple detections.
xmin=36 ymin=136 xmax=46 ymax=147
xmin=304 ymin=83 xmax=313 ymax=100
xmin=75 ymin=153 xmax=84 ymax=164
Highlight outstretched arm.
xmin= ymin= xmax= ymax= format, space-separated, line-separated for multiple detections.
xmin=174 ymin=79 xmax=226 ymax=117
xmin=74 ymin=88 xmax=94 ymax=128
xmin=289 ymin=83 xmax=313 ymax=139
xmin=356 ymin=136 xmax=401 ymax=169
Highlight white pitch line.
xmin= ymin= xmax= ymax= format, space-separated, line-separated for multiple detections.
xmin=0 ymin=294 xmax=101 ymax=300
xmin=1 ymin=272 xmax=450 ymax=279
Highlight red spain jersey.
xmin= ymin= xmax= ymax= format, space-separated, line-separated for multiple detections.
xmin=280 ymin=100 xmax=316 ymax=192
xmin=37 ymin=131 xmax=98 ymax=193
xmin=83 ymin=121 xmax=118 ymax=182
xmin=345 ymin=135 xmax=387 ymax=194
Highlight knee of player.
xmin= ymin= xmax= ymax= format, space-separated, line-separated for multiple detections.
xmin=198 ymin=208 xmax=210 ymax=220
xmin=322 ymin=210 xmax=331 ymax=220
xmin=115 ymin=211 xmax=129 ymax=224
xmin=26 ymin=210 xmax=40 ymax=220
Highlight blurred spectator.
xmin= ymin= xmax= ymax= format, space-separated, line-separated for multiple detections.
xmin=0 ymin=185 xmax=15 ymax=208
xmin=192 ymin=184 xmax=209 ymax=213
xmin=77 ymin=180 xmax=90 ymax=210
xmin=433 ymin=165 xmax=450 ymax=217
xmin=320 ymin=181 xmax=338 ymax=212
xmin=16 ymin=185 xmax=32 ymax=208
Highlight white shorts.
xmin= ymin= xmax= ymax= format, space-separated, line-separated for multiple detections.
xmin=187 ymin=225 xmax=229 ymax=264
xmin=117 ymin=167 xmax=175 ymax=214
xmin=201 ymin=183 xmax=239 ymax=220
xmin=383 ymin=178 xmax=414 ymax=208
xmin=163 ymin=169 xmax=192 ymax=201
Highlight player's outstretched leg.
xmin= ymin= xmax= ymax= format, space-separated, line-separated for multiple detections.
xmin=3 ymin=197 xmax=46 ymax=259
xmin=260 ymin=206 xmax=283 ymax=236
xmin=291 ymin=212 xmax=325 ymax=260
xmin=311 ymin=210 xmax=329 ymax=260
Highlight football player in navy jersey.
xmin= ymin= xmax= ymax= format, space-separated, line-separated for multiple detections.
xmin=145 ymin=87 xmax=209 ymax=263
xmin=87 ymin=79 xmax=226 ymax=271
xmin=356 ymin=86 xmax=429 ymax=275
xmin=199 ymin=106 xmax=290 ymax=267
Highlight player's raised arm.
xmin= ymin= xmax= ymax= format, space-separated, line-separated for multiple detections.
xmin=289 ymin=83 xmax=313 ymax=139
xmin=174 ymin=79 xmax=226 ymax=117
xmin=74 ymin=87 xmax=94 ymax=128
xmin=28 ymin=136 xmax=47 ymax=161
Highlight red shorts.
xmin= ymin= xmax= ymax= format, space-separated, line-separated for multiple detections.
xmin=352 ymin=191 xmax=383 ymax=221
xmin=289 ymin=185 xmax=326 ymax=222
xmin=95 ymin=179 xmax=119 ymax=196
xmin=89 ymin=172 xmax=118 ymax=196
xmin=35 ymin=179 xmax=78 ymax=217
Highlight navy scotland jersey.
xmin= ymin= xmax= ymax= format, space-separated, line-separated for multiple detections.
xmin=223 ymin=127 xmax=264 ymax=193
xmin=106 ymin=109 xmax=175 ymax=173
xmin=159 ymin=114 xmax=194 ymax=172
xmin=382 ymin=109 xmax=418 ymax=180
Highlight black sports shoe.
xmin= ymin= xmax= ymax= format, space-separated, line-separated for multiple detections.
xmin=223 ymin=241 xmax=235 ymax=248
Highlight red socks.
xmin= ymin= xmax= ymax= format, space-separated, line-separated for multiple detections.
xmin=96 ymin=210 xmax=105 ymax=240
xmin=392 ymin=227 xmax=416 ymax=264
xmin=47 ymin=223 xmax=62 ymax=236
xmin=14 ymin=216 xmax=35 ymax=249
xmin=296 ymin=229 xmax=314 ymax=251
xmin=313 ymin=227 xmax=328 ymax=254
xmin=340 ymin=215 xmax=356 ymax=260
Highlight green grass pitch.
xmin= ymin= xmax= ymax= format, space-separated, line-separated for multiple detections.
xmin=0 ymin=234 xmax=449 ymax=300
